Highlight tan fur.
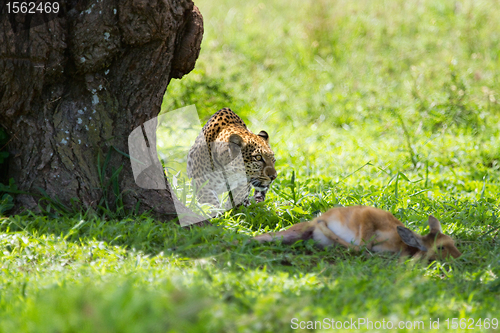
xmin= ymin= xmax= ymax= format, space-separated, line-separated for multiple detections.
xmin=253 ymin=206 xmax=462 ymax=260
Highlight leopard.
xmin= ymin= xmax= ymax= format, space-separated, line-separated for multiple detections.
xmin=187 ymin=107 xmax=277 ymax=210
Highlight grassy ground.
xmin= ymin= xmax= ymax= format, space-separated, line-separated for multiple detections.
xmin=1 ymin=0 xmax=500 ymax=331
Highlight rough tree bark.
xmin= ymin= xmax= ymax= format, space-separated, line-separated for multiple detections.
xmin=0 ymin=0 xmax=206 ymax=225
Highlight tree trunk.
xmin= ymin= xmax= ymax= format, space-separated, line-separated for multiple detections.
xmin=0 ymin=0 xmax=206 ymax=225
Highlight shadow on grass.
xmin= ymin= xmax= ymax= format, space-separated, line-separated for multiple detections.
xmin=1 ymin=198 xmax=489 ymax=278
xmin=0 ymin=204 xmax=363 ymax=275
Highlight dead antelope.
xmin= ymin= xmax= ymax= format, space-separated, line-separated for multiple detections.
xmin=253 ymin=206 xmax=461 ymax=260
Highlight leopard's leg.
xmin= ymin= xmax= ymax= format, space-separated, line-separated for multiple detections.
xmin=193 ymin=179 xmax=220 ymax=207
xmin=197 ymin=190 xmax=220 ymax=207
xmin=224 ymin=183 xmax=251 ymax=210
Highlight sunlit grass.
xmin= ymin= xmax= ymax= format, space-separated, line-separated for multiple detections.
xmin=1 ymin=0 xmax=500 ymax=331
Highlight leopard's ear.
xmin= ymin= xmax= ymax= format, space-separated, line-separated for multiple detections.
xmin=228 ymin=134 xmax=244 ymax=158
xmin=258 ymin=131 xmax=269 ymax=142
xmin=229 ymin=133 xmax=244 ymax=147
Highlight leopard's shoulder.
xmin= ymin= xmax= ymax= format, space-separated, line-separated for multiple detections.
xmin=201 ymin=107 xmax=247 ymax=143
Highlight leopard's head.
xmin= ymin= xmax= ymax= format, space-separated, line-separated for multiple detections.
xmin=227 ymin=130 xmax=277 ymax=192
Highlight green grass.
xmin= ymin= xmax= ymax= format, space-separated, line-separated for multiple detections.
xmin=2 ymin=0 xmax=500 ymax=331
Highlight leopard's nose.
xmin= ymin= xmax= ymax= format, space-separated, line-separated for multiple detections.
xmin=264 ymin=166 xmax=277 ymax=181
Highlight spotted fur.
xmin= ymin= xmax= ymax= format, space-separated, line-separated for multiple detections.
xmin=187 ymin=108 xmax=277 ymax=209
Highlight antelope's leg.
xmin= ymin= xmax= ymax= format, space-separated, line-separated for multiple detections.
xmin=316 ymin=221 xmax=361 ymax=251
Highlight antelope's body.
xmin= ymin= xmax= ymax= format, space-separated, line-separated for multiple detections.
xmin=253 ymin=206 xmax=461 ymax=260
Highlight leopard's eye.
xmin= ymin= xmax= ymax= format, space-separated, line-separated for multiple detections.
xmin=254 ymin=155 xmax=262 ymax=161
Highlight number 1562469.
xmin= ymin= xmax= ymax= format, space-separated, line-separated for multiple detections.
xmin=445 ymin=318 xmax=498 ymax=330
xmin=5 ymin=2 xmax=60 ymax=14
